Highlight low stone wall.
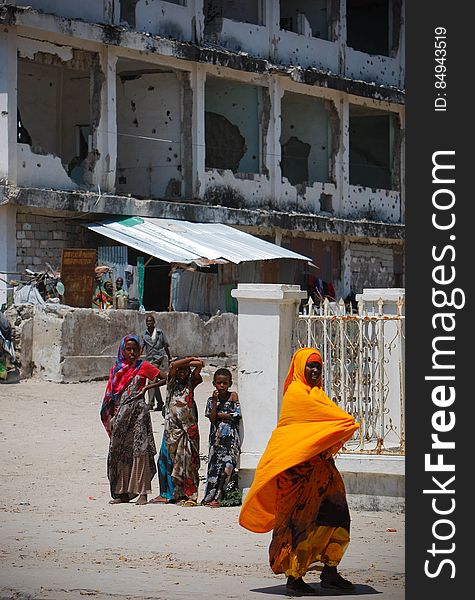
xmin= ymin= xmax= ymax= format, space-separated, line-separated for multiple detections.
xmin=6 ymin=304 xmax=237 ymax=382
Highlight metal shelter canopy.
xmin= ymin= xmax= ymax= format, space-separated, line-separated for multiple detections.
xmin=85 ymin=217 xmax=311 ymax=266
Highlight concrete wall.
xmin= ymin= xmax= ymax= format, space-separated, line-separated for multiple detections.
xmin=344 ymin=186 xmax=401 ymax=223
xmin=3 ymin=8 xmax=405 ymax=227
xmin=17 ymin=144 xmax=79 ymax=191
xmin=26 ymin=1 xmax=112 ymax=24
xmin=16 ymin=46 xmax=100 ymax=191
xmin=134 ymin=0 xmax=195 ymax=41
xmin=116 ymin=71 xmax=184 ymax=199
xmin=6 ymin=304 xmax=237 ymax=382
xmin=21 ymin=2 xmax=405 ymax=90
xmin=16 ymin=212 xmax=92 ymax=273
xmin=350 ymin=243 xmax=396 ymax=291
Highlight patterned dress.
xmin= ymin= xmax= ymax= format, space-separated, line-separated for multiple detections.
xmin=158 ymin=372 xmax=202 ymax=501
xmin=269 ymin=452 xmax=351 ymax=576
xmin=107 ymin=371 xmax=159 ymax=501
xmin=202 ymin=395 xmax=241 ymax=504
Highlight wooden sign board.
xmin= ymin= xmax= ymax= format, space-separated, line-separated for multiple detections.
xmin=60 ymin=248 xmax=97 ymax=308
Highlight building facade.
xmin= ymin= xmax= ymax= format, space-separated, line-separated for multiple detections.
xmin=0 ymin=0 xmax=405 ymax=308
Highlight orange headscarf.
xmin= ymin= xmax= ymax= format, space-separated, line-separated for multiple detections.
xmin=239 ymin=347 xmax=359 ymax=533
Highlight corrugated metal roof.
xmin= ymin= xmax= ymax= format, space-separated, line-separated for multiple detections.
xmin=85 ymin=217 xmax=311 ymax=265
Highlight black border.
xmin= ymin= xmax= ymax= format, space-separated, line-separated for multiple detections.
xmin=406 ymin=2 xmax=471 ymax=597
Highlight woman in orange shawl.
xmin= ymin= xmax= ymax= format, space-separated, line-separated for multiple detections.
xmin=239 ymin=348 xmax=359 ymax=595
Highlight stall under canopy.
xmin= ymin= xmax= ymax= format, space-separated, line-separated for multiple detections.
xmin=84 ymin=217 xmax=313 ymax=315
xmin=84 ymin=216 xmax=311 ymax=266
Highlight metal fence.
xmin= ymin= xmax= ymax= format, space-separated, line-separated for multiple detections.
xmin=294 ymin=296 xmax=405 ymax=454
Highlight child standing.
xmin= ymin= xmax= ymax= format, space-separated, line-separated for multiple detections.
xmin=149 ymin=356 xmax=204 ymax=506
xmin=202 ymin=368 xmax=242 ymax=507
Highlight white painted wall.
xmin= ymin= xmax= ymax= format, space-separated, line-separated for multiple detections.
xmin=26 ymin=0 xmax=111 ymax=24
xmin=22 ymin=0 xmax=403 ymax=89
xmin=0 ymin=28 xmax=17 ymax=185
xmin=277 ymin=33 xmax=339 ymax=72
xmin=345 ymin=47 xmax=403 ymax=88
xmin=203 ymin=169 xmax=271 ymax=207
xmin=116 ymin=72 xmax=183 ymax=198
xmin=216 ymin=20 xmax=269 ymax=57
xmin=18 ymin=60 xmax=59 ymax=156
xmin=135 ymin=0 xmax=193 ymax=41
xmin=344 ymin=186 xmax=401 ymax=223
xmin=17 ymin=144 xmax=79 ymax=190
xmin=17 ymin=58 xmax=91 ymax=187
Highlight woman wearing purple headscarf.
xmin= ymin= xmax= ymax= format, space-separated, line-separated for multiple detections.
xmin=100 ymin=335 xmax=166 ymax=505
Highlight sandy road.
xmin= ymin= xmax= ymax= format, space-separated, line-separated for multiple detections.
xmin=0 ymin=372 xmax=404 ymax=599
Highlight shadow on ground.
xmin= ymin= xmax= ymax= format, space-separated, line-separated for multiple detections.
xmin=250 ymin=583 xmax=381 ymax=596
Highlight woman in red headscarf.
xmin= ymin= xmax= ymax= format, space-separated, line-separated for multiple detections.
xmin=239 ymin=347 xmax=359 ymax=595
xmin=100 ymin=334 xmax=166 ymax=505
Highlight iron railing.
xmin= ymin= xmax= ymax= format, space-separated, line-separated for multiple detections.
xmin=294 ymin=296 xmax=405 ymax=454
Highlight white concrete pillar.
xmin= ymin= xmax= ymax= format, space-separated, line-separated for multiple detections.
xmin=231 ymin=284 xmax=307 ymax=489
xmin=93 ymin=47 xmax=117 ymax=193
xmin=191 ymin=63 xmax=206 ymax=199
xmin=0 ymin=204 xmax=17 ymax=307
xmin=338 ymin=0 xmax=347 ymax=75
xmin=356 ymin=288 xmax=405 ymax=450
xmin=190 ymin=0 xmax=205 ymax=43
xmin=335 ymin=98 xmax=349 ymax=216
xmin=267 ymin=78 xmax=283 ymax=204
xmin=266 ymin=0 xmax=280 ymax=63
xmin=0 ymin=27 xmax=18 ymax=185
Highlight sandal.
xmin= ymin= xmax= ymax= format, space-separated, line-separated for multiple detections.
xmin=177 ymin=499 xmax=198 ymax=507
xmin=148 ymin=496 xmax=171 ymax=504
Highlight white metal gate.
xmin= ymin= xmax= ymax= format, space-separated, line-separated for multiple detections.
xmin=294 ymin=297 xmax=405 ymax=454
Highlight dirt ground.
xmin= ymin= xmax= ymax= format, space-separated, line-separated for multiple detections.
xmin=0 ymin=370 xmax=404 ymax=600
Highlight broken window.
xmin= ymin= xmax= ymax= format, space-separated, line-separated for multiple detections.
xmin=349 ymin=104 xmax=400 ymax=190
xmin=346 ymin=0 xmax=401 ymax=56
xmin=280 ymin=92 xmax=335 ymax=186
xmin=281 ymin=138 xmax=310 ymax=186
xmin=17 ymin=52 xmax=94 ymax=187
xmin=204 ymin=0 xmax=263 ymax=33
xmin=279 ymin=0 xmax=337 ymax=41
xmin=116 ymin=59 xmax=184 ymax=199
xmin=205 ymin=77 xmax=261 ymax=174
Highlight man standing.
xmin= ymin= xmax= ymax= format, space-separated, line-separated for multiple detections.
xmin=141 ymin=315 xmax=172 ymax=411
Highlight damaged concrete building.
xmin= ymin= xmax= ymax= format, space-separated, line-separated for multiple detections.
xmin=0 ymin=0 xmax=405 ymax=311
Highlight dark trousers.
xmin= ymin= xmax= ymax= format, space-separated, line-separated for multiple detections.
xmin=145 ymin=358 xmax=165 ymax=410
xmin=146 ymin=384 xmax=163 ymax=410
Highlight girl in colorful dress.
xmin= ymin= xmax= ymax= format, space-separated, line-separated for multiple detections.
xmin=202 ymin=368 xmax=242 ymax=508
xmin=100 ymin=335 xmax=166 ymax=505
xmin=149 ymin=356 xmax=204 ymax=506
